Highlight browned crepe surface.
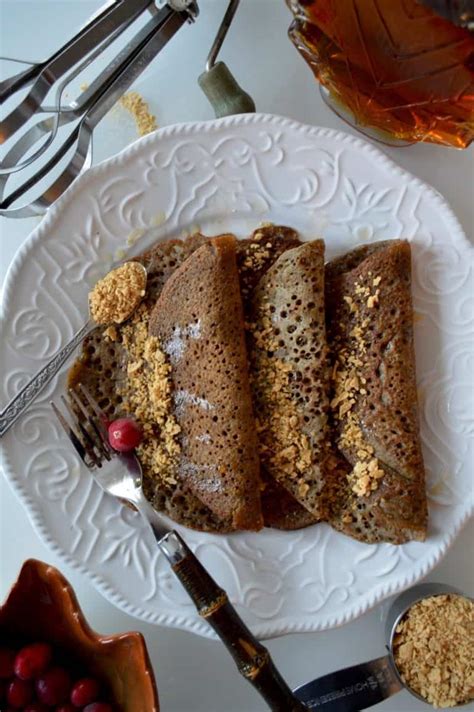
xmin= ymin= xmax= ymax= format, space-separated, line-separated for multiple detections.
xmin=325 ymin=239 xmax=427 ymax=544
xmin=236 ymin=226 xmax=324 ymax=529
xmin=236 ymin=224 xmax=301 ymax=309
xmin=248 ymin=241 xmax=338 ymax=519
xmin=69 ymin=235 xmax=236 ymax=533
xmin=148 ymin=235 xmax=263 ymax=531
xmin=69 ymin=229 xmax=427 ymax=542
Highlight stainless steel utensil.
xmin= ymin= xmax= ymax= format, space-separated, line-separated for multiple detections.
xmin=0 ymin=0 xmax=254 ymax=218
xmin=51 ymin=384 xmax=307 ymax=712
xmin=0 ymin=0 xmax=199 ymax=218
xmin=0 ymin=0 xmax=162 ymax=181
xmin=293 ymin=583 xmax=470 ymax=710
xmin=0 ymin=261 xmax=147 ymax=438
xmin=0 ymin=0 xmax=153 ymax=116
xmin=0 ymin=320 xmax=96 ymax=438
xmin=0 ymin=1 xmax=159 ymax=176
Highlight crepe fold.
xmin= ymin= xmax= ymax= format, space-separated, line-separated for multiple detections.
xmin=325 ymin=240 xmax=427 ymax=544
xmin=69 ymin=229 xmax=427 ymax=543
xmin=247 ymin=240 xmax=337 ymax=521
xmin=148 ymin=235 xmax=263 ymax=532
xmin=69 ymin=234 xmax=240 ymax=533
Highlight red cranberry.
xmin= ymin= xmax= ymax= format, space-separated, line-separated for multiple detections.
xmin=55 ymin=705 xmax=76 ymax=712
xmin=0 ymin=678 xmax=6 ymax=699
xmin=0 ymin=647 xmax=15 ymax=678
xmin=83 ymin=704 xmax=113 ymax=712
xmin=36 ymin=666 xmax=71 ymax=705
xmin=70 ymin=677 xmax=100 ymax=707
xmin=24 ymin=704 xmax=49 ymax=712
xmin=108 ymin=418 xmax=142 ymax=452
xmin=14 ymin=642 xmax=52 ymax=680
xmin=7 ymin=677 xmax=34 ymax=707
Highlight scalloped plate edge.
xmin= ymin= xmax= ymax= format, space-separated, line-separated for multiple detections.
xmin=1 ymin=113 xmax=473 ymax=639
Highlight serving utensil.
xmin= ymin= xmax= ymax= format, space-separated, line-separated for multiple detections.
xmin=0 ymin=261 xmax=147 ymax=438
xmin=0 ymin=0 xmax=255 ymax=218
xmin=198 ymin=0 xmax=256 ymax=118
xmin=0 ymin=0 xmax=198 ymax=218
xmin=51 ymin=384 xmax=306 ymax=712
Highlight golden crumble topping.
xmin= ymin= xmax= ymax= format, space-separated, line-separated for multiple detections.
xmin=393 ymin=594 xmax=474 ymax=708
xmin=248 ymin=305 xmax=313 ymax=492
xmin=331 ymin=275 xmax=385 ymax=497
xmin=89 ymin=262 xmax=146 ymax=325
xmin=118 ymin=304 xmax=181 ymax=487
xmin=119 ymin=91 xmax=157 ymax=136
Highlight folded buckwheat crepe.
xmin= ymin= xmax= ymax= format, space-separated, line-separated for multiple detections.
xmin=325 ymin=240 xmax=427 ymax=544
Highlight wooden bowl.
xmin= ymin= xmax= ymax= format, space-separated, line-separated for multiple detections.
xmin=0 ymin=559 xmax=159 ymax=711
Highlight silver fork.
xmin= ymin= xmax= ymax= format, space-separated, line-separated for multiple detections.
xmin=51 ymin=385 xmax=306 ymax=712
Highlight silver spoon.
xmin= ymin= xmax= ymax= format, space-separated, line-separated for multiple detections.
xmin=0 ymin=261 xmax=147 ymax=438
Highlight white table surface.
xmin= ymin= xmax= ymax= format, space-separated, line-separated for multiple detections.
xmin=1 ymin=2 xmax=473 ymax=711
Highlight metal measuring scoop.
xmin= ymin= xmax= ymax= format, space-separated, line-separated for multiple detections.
xmin=0 ymin=262 xmax=148 ymax=438
xmin=293 ymin=583 xmax=470 ymax=710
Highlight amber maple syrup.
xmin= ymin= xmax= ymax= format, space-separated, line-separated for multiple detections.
xmin=288 ymin=0 xmax=474 ymax=147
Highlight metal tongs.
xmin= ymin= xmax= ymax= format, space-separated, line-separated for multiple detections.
xmin=0 ymin=0 xmax=198 ymax=218
xmin=0 ymin=0 xmax=255 ymax=219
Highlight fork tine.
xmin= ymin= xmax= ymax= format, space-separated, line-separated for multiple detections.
xmin=78 ymin=384 xmax=113 ymax=451
xmin=51 ymin=400 xmax=91 ymax=467
xmin=69 ymin=387 xmax=112 ymax=461
xmin=78 ymin=383 xmax=106 ymax=420
xmin=59 ymin=394 xmax=103 ymax=469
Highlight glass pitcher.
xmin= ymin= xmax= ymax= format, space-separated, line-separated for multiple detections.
xmin=287 ymin=0 xmax=474 ymax=147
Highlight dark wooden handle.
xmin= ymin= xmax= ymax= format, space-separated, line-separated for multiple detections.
xmin=171 ymin=533 xmax=307 ymax=711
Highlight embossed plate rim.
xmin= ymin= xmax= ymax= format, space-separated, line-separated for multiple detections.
xmin=1 ymin=113 xmax=473 ymax=639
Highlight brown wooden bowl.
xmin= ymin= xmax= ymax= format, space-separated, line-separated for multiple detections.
xmin=0 ymin=559 xmax=159 ymax=711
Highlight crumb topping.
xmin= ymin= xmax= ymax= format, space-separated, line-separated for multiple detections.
xmin=119 ymin=304 xmax=181 ymax=487
xmin=119 ymin=91 xmax=157 ymax=136
xmin=393 ymin=594 xmax=474 ymax=708
xmin=89 ymin=262 xmax=146 ymax=325
xmin=248 ymin=305 xmax=314 ymax=495
xmin=103 ymin=325 xmax=118 ymax=342
xmin=331 ymin=275 xmax=385 ymax=497
xmin=239 ymin=230 xmax=274 ymax=301
xmin=242 ymin=233 xmax=271 ymax=270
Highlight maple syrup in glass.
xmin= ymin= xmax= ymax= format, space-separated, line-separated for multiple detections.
xmin=287 ymin=0 xmax=474 ymax=147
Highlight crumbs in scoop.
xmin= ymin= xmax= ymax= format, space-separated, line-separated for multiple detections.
xmin=393 ymin=594 xmax=474 ymax=708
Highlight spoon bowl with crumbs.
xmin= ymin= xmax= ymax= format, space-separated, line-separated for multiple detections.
xmin=0 ymin=261 xmax=148 ymax=437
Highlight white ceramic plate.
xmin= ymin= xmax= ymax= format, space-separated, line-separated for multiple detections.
xmin=1 ymin=114 xmax=473 ymax=640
